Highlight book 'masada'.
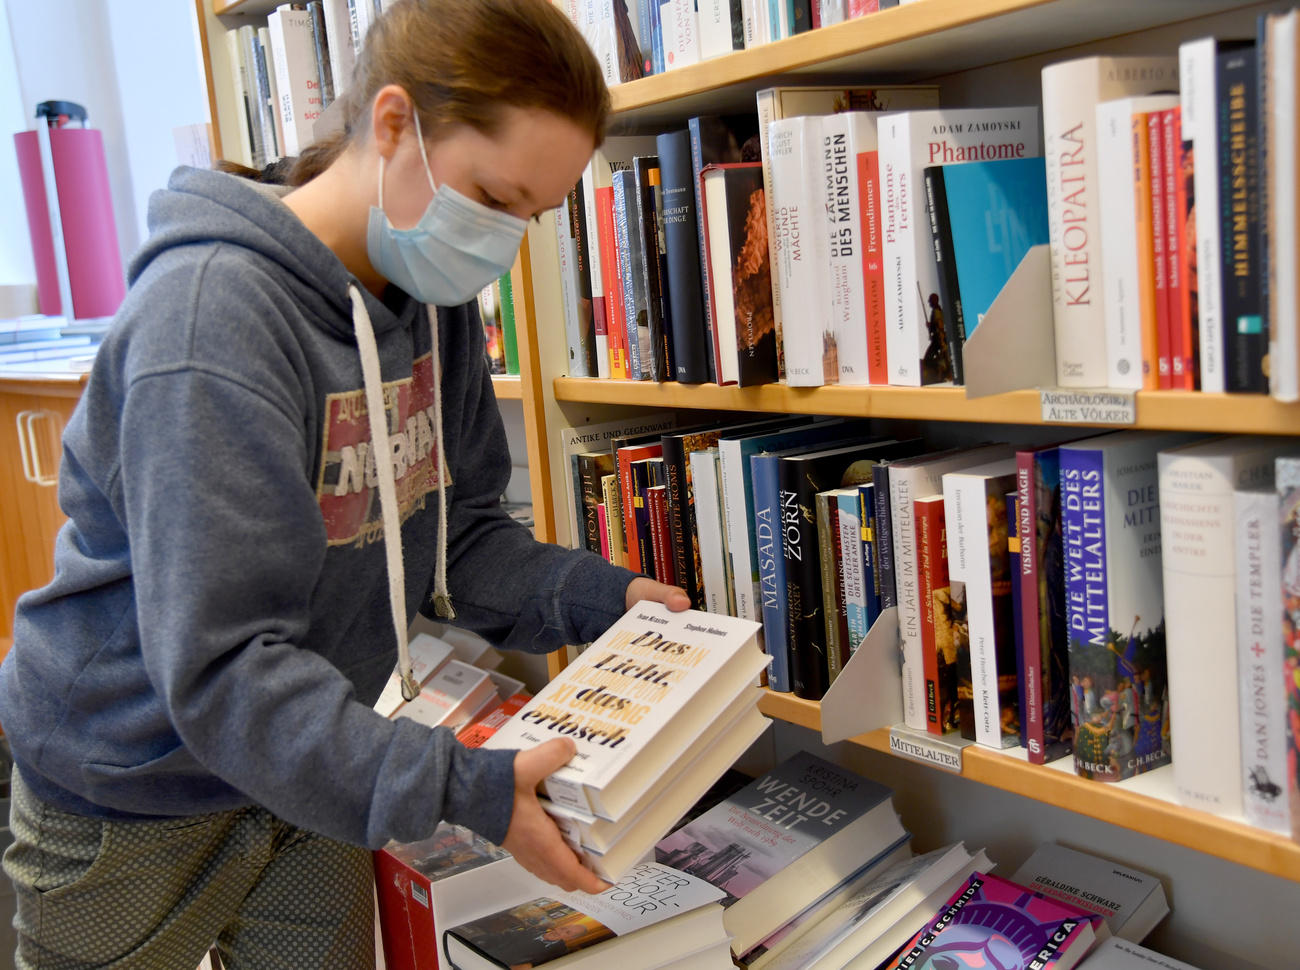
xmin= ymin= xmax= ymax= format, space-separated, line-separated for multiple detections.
xmin=484 ymin=601 xmax=766 ymax=822
xmin=1061 ymin=430 xmax=1197 ymax=783
xmin=655 ymin=750 xmax=907 ymax=958
xmin=884 ymin=871 xmax=1105 ymax=970
xmin=1041 ymin=55 xmax=1179 ymax=387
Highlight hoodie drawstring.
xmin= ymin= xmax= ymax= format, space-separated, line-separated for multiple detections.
xmin=348 ymin=285 xmax=452 ymax=702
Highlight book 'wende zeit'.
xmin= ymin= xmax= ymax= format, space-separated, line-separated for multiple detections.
xmin=482 ymin=601 xmax=768 ymax=825
xmin=883 ymin=871 xmax=1107 ymax=970
xmin=654 ymin=750 xmax=908 ymax=959
xmin=442 ymin=860 xmax=728 ymax=970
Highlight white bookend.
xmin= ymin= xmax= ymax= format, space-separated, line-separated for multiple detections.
xmin=1159 ymin=436 xmax=1300 ymax=817
xmin=768 ymin=115 xmax=831 ymax=386
xmin=889 ymin=444 xmax=1011 ymax=731
xmin=1234 ymin=486 xmax=1291 ymax=833
xmin=943 ymin=458 xmax=1020 ymax=749
xmin=1041 ymin=55 xmax=1179 ymax=387
xmin=1096 ymin=95 xmax=1180 ymax=389
xmin=821 ymin=112 xmax=875 ymax=385
xmin=267 ymin=4 xmax=322 ymax=156
xmin=322 ymin=0 xmax=356 ymax=100
xmin=878 ymin=106 xmax=1041 ymax=386
xmin=689 ymin=447 xmax=730 ymax=616
xmin=698 ymin=0 xmax=737 ymax=59
xmin=1179 ymin=39 xmax=1225 ymax=394
xmin=662 ymin=0 xmax=701 ymax=70
xmin=1010 ymin=841 xmax=1169 ymax=943
xmin=482 ymin=600 xmax=767 ymax=822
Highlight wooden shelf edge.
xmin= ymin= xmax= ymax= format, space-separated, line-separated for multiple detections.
xmin=757 ymin=690 xmax=1300 ymax=883
xmin=553 ymin=378 xmax=1300 ymax=434
xmin=491 ymin=375 xmax=524 ymax=400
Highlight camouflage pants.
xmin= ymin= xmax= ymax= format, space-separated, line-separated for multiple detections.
xmin=3 ymin=769 xmax=374 ymax=969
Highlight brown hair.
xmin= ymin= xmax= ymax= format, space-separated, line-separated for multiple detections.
xmin=290 ymin=0 xmax=610 ymax=186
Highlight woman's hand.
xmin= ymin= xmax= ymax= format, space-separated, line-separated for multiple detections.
xmin=625 ymin=576 xmax=691 ymax=613
xmin=501 ymin=739 xmax=610 ymax=895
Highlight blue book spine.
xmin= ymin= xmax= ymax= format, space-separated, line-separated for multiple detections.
xmin=613 ymin=172 xmax=644 ymax=381
xmin=637 ymin=0 xmax=654 ymax=75
xmin=752 ymin=452 xmax=791 ymax=691
xmin=859 ymin=482 xmax=882 ymax=628
xmin=839 ymin=490 xmax=868 ymax=652
xmin=651 ymin=0 xmax=666 ymax=74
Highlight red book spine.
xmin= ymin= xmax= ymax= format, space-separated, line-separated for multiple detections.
xmin=1165 ymin=107 xmax=1195 ymax=389
xmin=915 ymin=496 xmax=947 ymax=735
xmin=596 ymin=185 xmax=628 ymax=379
xmin=1148 ymin=110 xmax=1172 ymax=389
xmin=858 ymin=149 xmax=889 ymax=384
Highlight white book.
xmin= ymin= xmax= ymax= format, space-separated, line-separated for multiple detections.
xmin=818 ymin=1 xmax=847 ymax=27
xmin=482 ymin=600 xmax=767 ymax=821
xmin=580 ymin=161 xmax=610 ymax=378
xmin=1180 ymin=39 xmax=1226 ymax=394
xmin=889 ymin=444 xmax=1011 ymax=731
xmin=1010 ymin=842 xmax=1168 ymax=943
xmin=698 ymin=0 xmax=738 ymax=59
xmin=944 ymin=458 xmax=1020 ymax=749
xmin=662 ymin=0 xmax=701 ymax=70
xmin=769 ymin=115 xmax=832 ymax=386
xmin=268 ymin=4 xmax=322 ymax=156
xmin=1267 ymin=11 xmax=1298 ymax=403
xmin=1041 ymin=55 xmax=1179 ymax=387
xmin=345 ymin=0 xmax=374 ymax=58
xmin=878 ymin=106 xmax=1041 ymax=386
xmin=1159 ymin=436 xmax=1300 ymax=817
xmin=321 ymin=0 xmax=356 ymax=100
xmin=834 ymin=487 xmax=868 ymax=653
xmin=554 ymin=193 xmax=590 ymax=377
xmin=1234 ymin=487 xmax=1290 ymax=833
xmin=257 ymin=28 xmax=286 ymax=162
xmin=821 ymin=112 xmax=874 ymax=385
xmin=690 ymin=447 xmax=731 ymax=615
xmin=372 ymin=632 xmax=456 ymax=717
xmin=1095 ymin=95 xmax=1180 ymax=389
xmin=397 ymin=659 xmax=497 ymax=732
xmin=226 ymin=28 xmax=255 ymax=168
xmin=1080 ymin=938 xmax=1206 ymax=970
xmin=237 ymin=25 xmax=273 ymax=167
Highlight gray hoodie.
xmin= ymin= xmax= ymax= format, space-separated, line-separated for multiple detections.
xmin=0 ymin=166 xmax=636 ymax=848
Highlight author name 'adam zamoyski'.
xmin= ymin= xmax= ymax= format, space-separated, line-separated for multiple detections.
xmin=927 ymin=119 xmax=1030 ymax=165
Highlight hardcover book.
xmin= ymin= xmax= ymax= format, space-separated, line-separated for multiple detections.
xmin=690 ymin=446 xmax=730 ymax=615
xmin=555 ymin=183 xmax=598 ymax=378
xmin=656 ymin=128 xmax=710 ymax=383
xmin=1010 ymin=842 xmax=1168 ymax=943
xmin=654 ymin=750 xmax=907 ymax=958
xmin=1079 ymin=938 xmax=1207 ymax=970
xmin=914 ymin=494 xmax=959 ymax=736
xmin=816 ymin=489 xmax=852 ymax=684
xmin=483 ymin=601 xmax=767 ymax=828
xmin=834 ymin=486 xmax=870 ymax=657
xmin=659 ymin=425 xmax=729 ymax=607
xmin=1061 ymin=430 xmax=1197 ymax=783
xmin=1281 ymin=456 xmax=1300 ymax=841
xmin=633 ymin=155 xmax=673 ymax=381
xmin=883 ymin=871 xmax=1104 ymax=970
xmin=1158 ymin=436 xmax=1299 ymax=816
xmin=1040 ymin=55 xmax=1179 ymax=387
xmin=877 ymin=106 xmax=1041 ymax=386
xmin=396 ymin=660 xmax=498 ymax=733
xmin=613 ymin=168 xmax=653 ymax=380
xmin=577 ymin=452 xmax=615 ymax=555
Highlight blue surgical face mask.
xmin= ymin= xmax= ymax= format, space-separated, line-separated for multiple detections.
xmin=366 ymin=114 xmax=527 ymax=306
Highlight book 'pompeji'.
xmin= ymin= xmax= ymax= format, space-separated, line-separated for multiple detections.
xmin=483 ymin=601 xmax=766 ymax=819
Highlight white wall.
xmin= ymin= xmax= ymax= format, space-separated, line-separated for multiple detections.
xmin=0 ymin=2 xmax=33 ymax=288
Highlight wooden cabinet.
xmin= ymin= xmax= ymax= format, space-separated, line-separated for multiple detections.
xmin=0 ymin=376 xmax=84 ymax=648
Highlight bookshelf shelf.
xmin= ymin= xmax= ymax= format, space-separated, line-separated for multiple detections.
xmin=211 ymin=0 xmax=277 ymax=15
xmin=757 ymin=691 xmax=1300 ymax=883
xmin=491 ymin=375 xmax=523 ymax=400
xmin=553 ymin=378 xmax=1300 ymax=435
xmin=607 ymin=0 xmax=1262 ymax=128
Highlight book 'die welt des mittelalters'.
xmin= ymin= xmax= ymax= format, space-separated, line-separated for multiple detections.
xmin=483 ymin=601 xmax=769 ymax=877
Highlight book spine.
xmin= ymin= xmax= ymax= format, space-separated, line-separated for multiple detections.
xmin=769 ymin=117 xmax=827 ymax=386
xmin=879 ymin=114 xmax=919 ymax=385
xmin=580 ymin=164 xmax=611 ymax=379
xmin=237 ymin=26 xmax=267 ymax=168
xmin=719 ymin=440 xmax=758 ymax=621
xmin=1095 ymin=99 xmax=1148 ymax=390
xmin=251 ymin=28 xmax=280 ymax=161
xmin=267 ymin=8 xmax=320 ymax=157
xmin=660 ymin=435 xmax=698 ymax=605
xmin=687 ymin=118 xmax=721 ymax=383
xmin=752 ymin=452 xmax=792 ymax=691
xmin=1017 ymin=453 xmax=1048 ymax=762
xmin=690 ymin=449 xmax=729 ymax=615
xmin=576 ymin=454 xmax=605 ymax=554
xmin=924 ymin=166 xmax=966 ymax=385
xmin=697 ymin=0 xmax=734 ymax=58
xmin=556 ymin=189 xmax=592 ymax=378
xmin=1009 ymin=490 xmax=1028 ymax=749
xmin=307 ymin=1 xmax=335 ymax=108
xmin=1182 ymin=39 xmax=1226 ymax=393
xmin=663 ymin=0 xmax=701 ymax=69
xmin=596 ymin=185 xmax=630 ymax=380
xmin=657 ymin=130 xmax=710 ymax=383
xmin=1235 ymin=488 xmax=1290 ymax=833
xmin=859 ymin=482 xmax=883 ymax=627
xmin=817 ymin=493 xmax=844 ymax=684
xmin=781 ymin=460 xmax=828 ymax=698
xmin=859 ymin=141 xmax=889 ymax=384
xmin=322 ymin=0 xmax=356 ymax=100
xmin=499 ymin=271 xmax=520 ymax=375
xmin=890 ymin=466 xmax=929 ymax=729
xmin=613 ymin=173 xmax=645 ymax=380
xmin=602 ymin=471 xmax=626 ymax=567
xmin=634 ymin=158 xmax=671 ymax=382
xmin=1279 ymin=460 xmax=1300 ymax=841
xmin=838 ymin=491 xmax=868 ymax=654
xmin=572 ymin=180 xmax=602 ymax=379
xmin=1217 ymin=45 xmax=1268 ymax=393
xmin=647 ymin=484 xmax=674 ymax=584
xmin=1163 ymin=108 xmax=1193 ymax=389
xmin=823 ymin=116 xmax=868 ymax=385
xmin=873 ymin=463 xmax=897 ymax=609
xmin=915 ymin=496 xmax=945 ymax=734
xmin=1149 ymin=110 xmax=1172 ymax=389
xmin=631 ymin=460 xmax=656 ymax=578
xmin=1132 ymin=111 xmax=1162 ymax=389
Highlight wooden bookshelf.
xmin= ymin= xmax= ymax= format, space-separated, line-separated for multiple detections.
xmin=211 ymin=0 xmax=278 ymax=15
xmin=491 ymin=375 xmax=523 ymax=401
xmin=758 ymin=691 xmax=1300 ymax=883
xmin=554 ymin=378 xmax=1300 ymax=435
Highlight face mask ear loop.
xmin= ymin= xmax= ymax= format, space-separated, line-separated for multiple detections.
xmin=377 ymin=155 xmax=385 ymax=213
xmin=412 ymin=112 xmax=438 ymax=195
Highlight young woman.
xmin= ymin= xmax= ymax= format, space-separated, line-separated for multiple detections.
xmin=0 ymin=1 xmax=687 ymax=966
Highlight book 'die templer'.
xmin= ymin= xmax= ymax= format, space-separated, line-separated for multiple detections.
xmin=483 ymin=600 xmax=768 ymax=820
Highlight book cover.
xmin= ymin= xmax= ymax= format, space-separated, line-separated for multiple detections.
xmin=629 ymin=457 xmax=659 ymax=580
xmin=884 ymin=871 xmax=1104 ymax=970
xmin=690 ymin=446 xmax=730 ymax=616
xmin=859 ymin=482 xmax=884 ymax=630
xmin=616 ymin=441 xmax=664 ymax=574
xmin=1148 ymin=109 xmax=1172 ymax=388
xmin=915 ymin=494 xmax=959 ymax=736
xmin=646 ymin=482 xmax=675 ymax=586
xmin=816 ymin=489 xmax=850 ymax=684
xmin=1159 ymin=436 xmax=1298 ymax=816
xmin=660 ymin=426 xmax=725 ymax=607
xmin=835 ymin=487 xmax=870 ymax=656
xmin=944 ymin=459 xmax=1020 ymax=750
xmin=1017 ymin=445 xmax=1075 ymax=766
xmin=456 ymin=692 xmax=532 ymax=750
xmin=820 ymin=111 xmax=876 ymax=386
xmin=1281 ymin=456 xmax=1300 ymax=841
xmin=873 ymin=462 xmax=898 ymax=610
xmin=633 ymin=155 xmax=673 ymax=382
xmin=1061 ymin=431 xmax=1197 ymax=783
xmin=1235 ymin=486 xmax=1290 ymax=834
xmin=443 ymin=861 xmax=726 ymax=970
xmin=655 ymin=750 xmax=906 ymax=957
xmin=877 ymin=106 xmax=1041 ymax=386
xmin=483 ymin=601 xmax=765 ymax=820
xmin=700 ymin=162 xmax=777 ymax=386
xmin=576 ymin=452 xmax=615 ymax=555
xmin=266 ymin=4 xmax=321 ymax=156
xmin=613 ymin=169 xmax=652 ymax=380
xmin=656 ymin=129 xmax=710 ymax=383
xmin=1161 ymin=108 xmax=1193 ymax=389
xmin=398 ymin=660 xmax=497 ymax=732
xmin=478 ymin=279 xmax=507 ymax=375
xmin=1080 ymin=938 xmax=1207 ymax=970
xmin=1010 ymin=842 xmax=1169 ymax=943
xmin=499 ymin=271 xmax=520 ymax=375
xmin=1040 ymin=55 xmax=1179 ymax=387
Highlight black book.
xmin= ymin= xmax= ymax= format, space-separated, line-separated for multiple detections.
xmin=656 ymin=129 xmax=710 ymax=383
xmin=576 ymin=452 xmax=614 ymax=555
xmin=570 ymin=181 xmax=601 ymax=378
xmin=629 ymin=457 xmax=661 ymax=580
xmin=923 ymin=166 xmax=966 ymax=385
xmin=1216 ymin=43 xmax=1268 ymax=392
xmin=633 ymin=156 xmax=673 ymax=381
xmin=307 ymin=1 xmax=335 ymax=108
xmin=872 ymin=462 xmax=898 ymax=610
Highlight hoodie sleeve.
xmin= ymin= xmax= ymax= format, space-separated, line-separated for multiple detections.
xmin=431 ymin=303 xmax=641 ymax=652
